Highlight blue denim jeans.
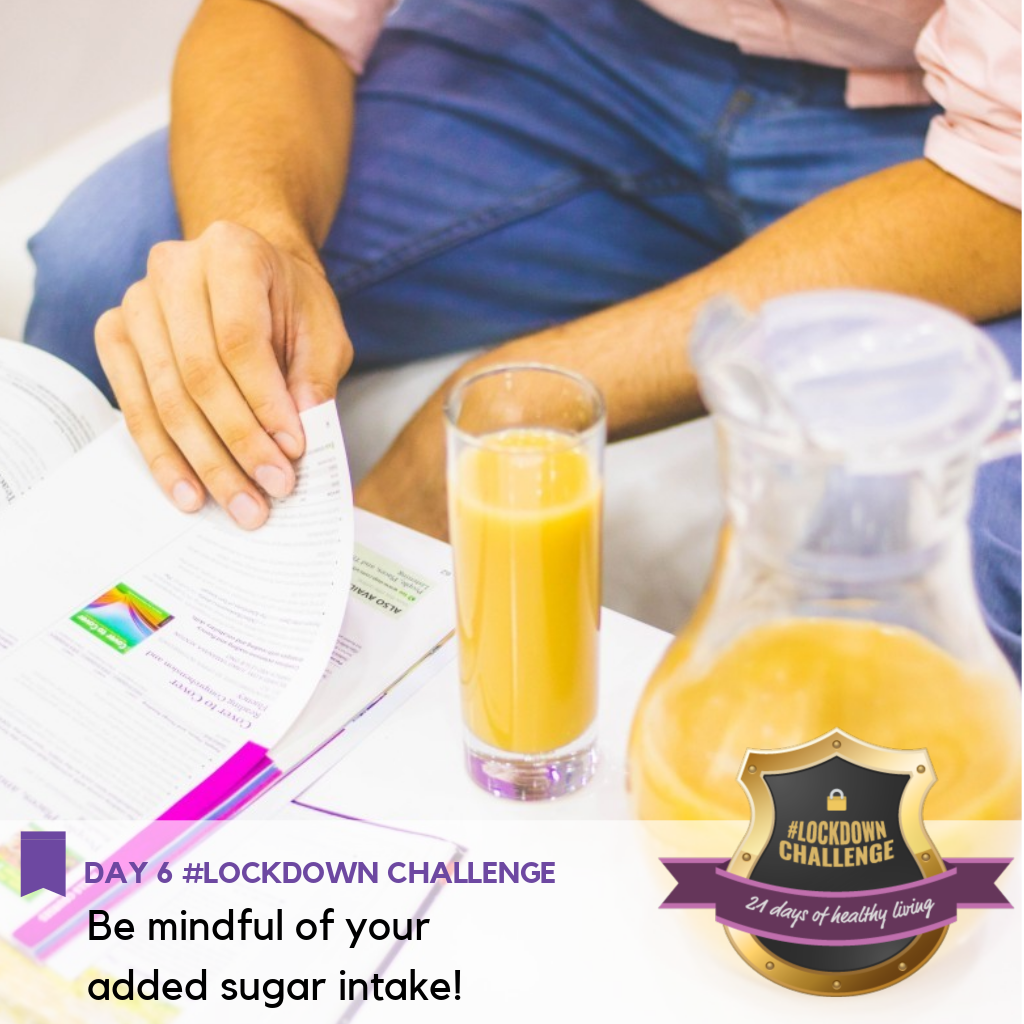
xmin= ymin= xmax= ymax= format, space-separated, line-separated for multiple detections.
xmin=24 ymin=0 xmax=1021 ymax=672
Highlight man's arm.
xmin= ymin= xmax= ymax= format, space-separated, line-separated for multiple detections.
xmin=356 ymin=158 xmax=1021 ymax=539
xmin=170 ymin=0 xmax=352 ymax=257
xmin=97 ymin=0 xmax=356 ymax=528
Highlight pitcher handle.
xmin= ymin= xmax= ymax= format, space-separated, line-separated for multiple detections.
xmin=981 ymin=380 xmax=1023 ymax=463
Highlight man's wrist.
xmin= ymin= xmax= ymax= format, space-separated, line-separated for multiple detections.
xmin=181 ymin=210 xmax=324 ymax=272
xmin=260 ymin=224 xmax=325 ymax=273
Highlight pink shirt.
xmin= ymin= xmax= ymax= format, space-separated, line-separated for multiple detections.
xmin=271 ymin=0 xmax=1021 ymax=208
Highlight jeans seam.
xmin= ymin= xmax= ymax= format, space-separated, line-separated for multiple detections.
xmin=330 ymin=171 xmax=593 ymax=295
xmin=604 ymin=166 xmax=704 ymax=196
xmin=704 ymin=87 xmax=760 ymax=238
xmin=329 ymin=161 xmax=709 ymax=296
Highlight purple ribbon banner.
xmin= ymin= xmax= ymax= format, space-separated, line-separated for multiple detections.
xmin=661 ymin=857 xmax=1012 ymax=946
xmin=20 ymin=832 xmax=68 ymax=898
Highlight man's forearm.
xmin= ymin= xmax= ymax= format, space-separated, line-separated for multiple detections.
xmin=171 ymin=0 xmax=355 ymax=262
xmin=470 ymin=158 xmax=1022 ymax=441
xmin=357 ymin=158 xmax=1021 ymax=537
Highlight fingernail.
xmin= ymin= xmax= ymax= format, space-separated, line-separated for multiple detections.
xmin=254 ymin=463 xmax=293 ymax=499
xmin=172 ymin=480 xmax=202 ymax=511
xmin=273 ymin=431 xmax=302 ymax=458
xmin=228 ymin=492 xmax=266 ymax=529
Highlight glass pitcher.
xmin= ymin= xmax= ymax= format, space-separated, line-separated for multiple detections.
xmin=628 ymin=291 xmax=1022 ymax=822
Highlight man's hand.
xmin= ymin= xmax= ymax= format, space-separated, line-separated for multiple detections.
xmin=100 ymin=0 xmax=357 ymax=527
xmin=96 ymin=221 xmax=352 ymax=528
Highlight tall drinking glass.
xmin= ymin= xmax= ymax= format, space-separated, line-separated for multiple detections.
xmin=445 ymin=364 xmax=605 ymax=800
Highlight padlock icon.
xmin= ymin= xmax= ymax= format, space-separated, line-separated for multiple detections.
xmin=827 ymin=788 xmax=847 ymax=812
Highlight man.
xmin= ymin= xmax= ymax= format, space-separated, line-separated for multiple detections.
xmin=25 ymin=0 xmax=1021 ymax=666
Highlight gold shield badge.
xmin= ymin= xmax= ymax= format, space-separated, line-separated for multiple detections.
xmin=725 ymin=729 xmax=947 ymax=995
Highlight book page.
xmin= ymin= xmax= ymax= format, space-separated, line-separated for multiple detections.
xmin=271 ymin=509 xmax=456 ymax=772
xmin=0 ymin=403 xmax=353 ymax=823
xmin=0 ymin=339 xmax=117 ymax=508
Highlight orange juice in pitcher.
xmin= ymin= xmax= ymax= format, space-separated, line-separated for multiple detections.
xmin=629 ymin=292 xmax=1022 ymax=823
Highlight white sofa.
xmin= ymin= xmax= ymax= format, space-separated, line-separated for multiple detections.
xmin=0 ymin=0 xmax=722 ymax=635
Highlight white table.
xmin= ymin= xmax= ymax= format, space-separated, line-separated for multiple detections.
xmin=297 ymin=608 xmax=672 ymax=822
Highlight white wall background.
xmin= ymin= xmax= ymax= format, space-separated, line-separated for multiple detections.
xmin=0 ymin=0 xmax=194 ymax=177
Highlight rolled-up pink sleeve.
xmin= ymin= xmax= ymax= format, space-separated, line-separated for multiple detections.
xmin=267 ymin=0 xmax=393 ymax=74
xmin=916 ymin=0 xmax=1021 ymax=208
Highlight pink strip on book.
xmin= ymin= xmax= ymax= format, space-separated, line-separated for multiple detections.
xmin=14 ymin=742 xmax=272 ymax=952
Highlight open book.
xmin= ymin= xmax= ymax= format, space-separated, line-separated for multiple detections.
xmin=0 ymin=339 xmax=456 ymax=900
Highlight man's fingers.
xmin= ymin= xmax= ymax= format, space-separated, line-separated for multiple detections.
xmin=97 ymin=225 xmax=351 ymax=532
xmin=285 ymin=285 xmax=353 ymax=412
xmin=289 ymin=375 xmax=341 ymax=413
xmin=119 ymin=282 xmax=271 ymax=530
xmin=148 ymin=243 xmax=297 ymax=498
xmin=95 ymin=308 xmax=205 ymax=514
xmin=204 ymin=249 xmax=306 ymax=460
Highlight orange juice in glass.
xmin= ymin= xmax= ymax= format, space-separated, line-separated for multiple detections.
xmin=446 ymin=365 xmax=605 ymax=799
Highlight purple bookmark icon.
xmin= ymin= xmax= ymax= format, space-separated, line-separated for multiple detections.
xmin=20 ymin=832 xmax=67 ymax=897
